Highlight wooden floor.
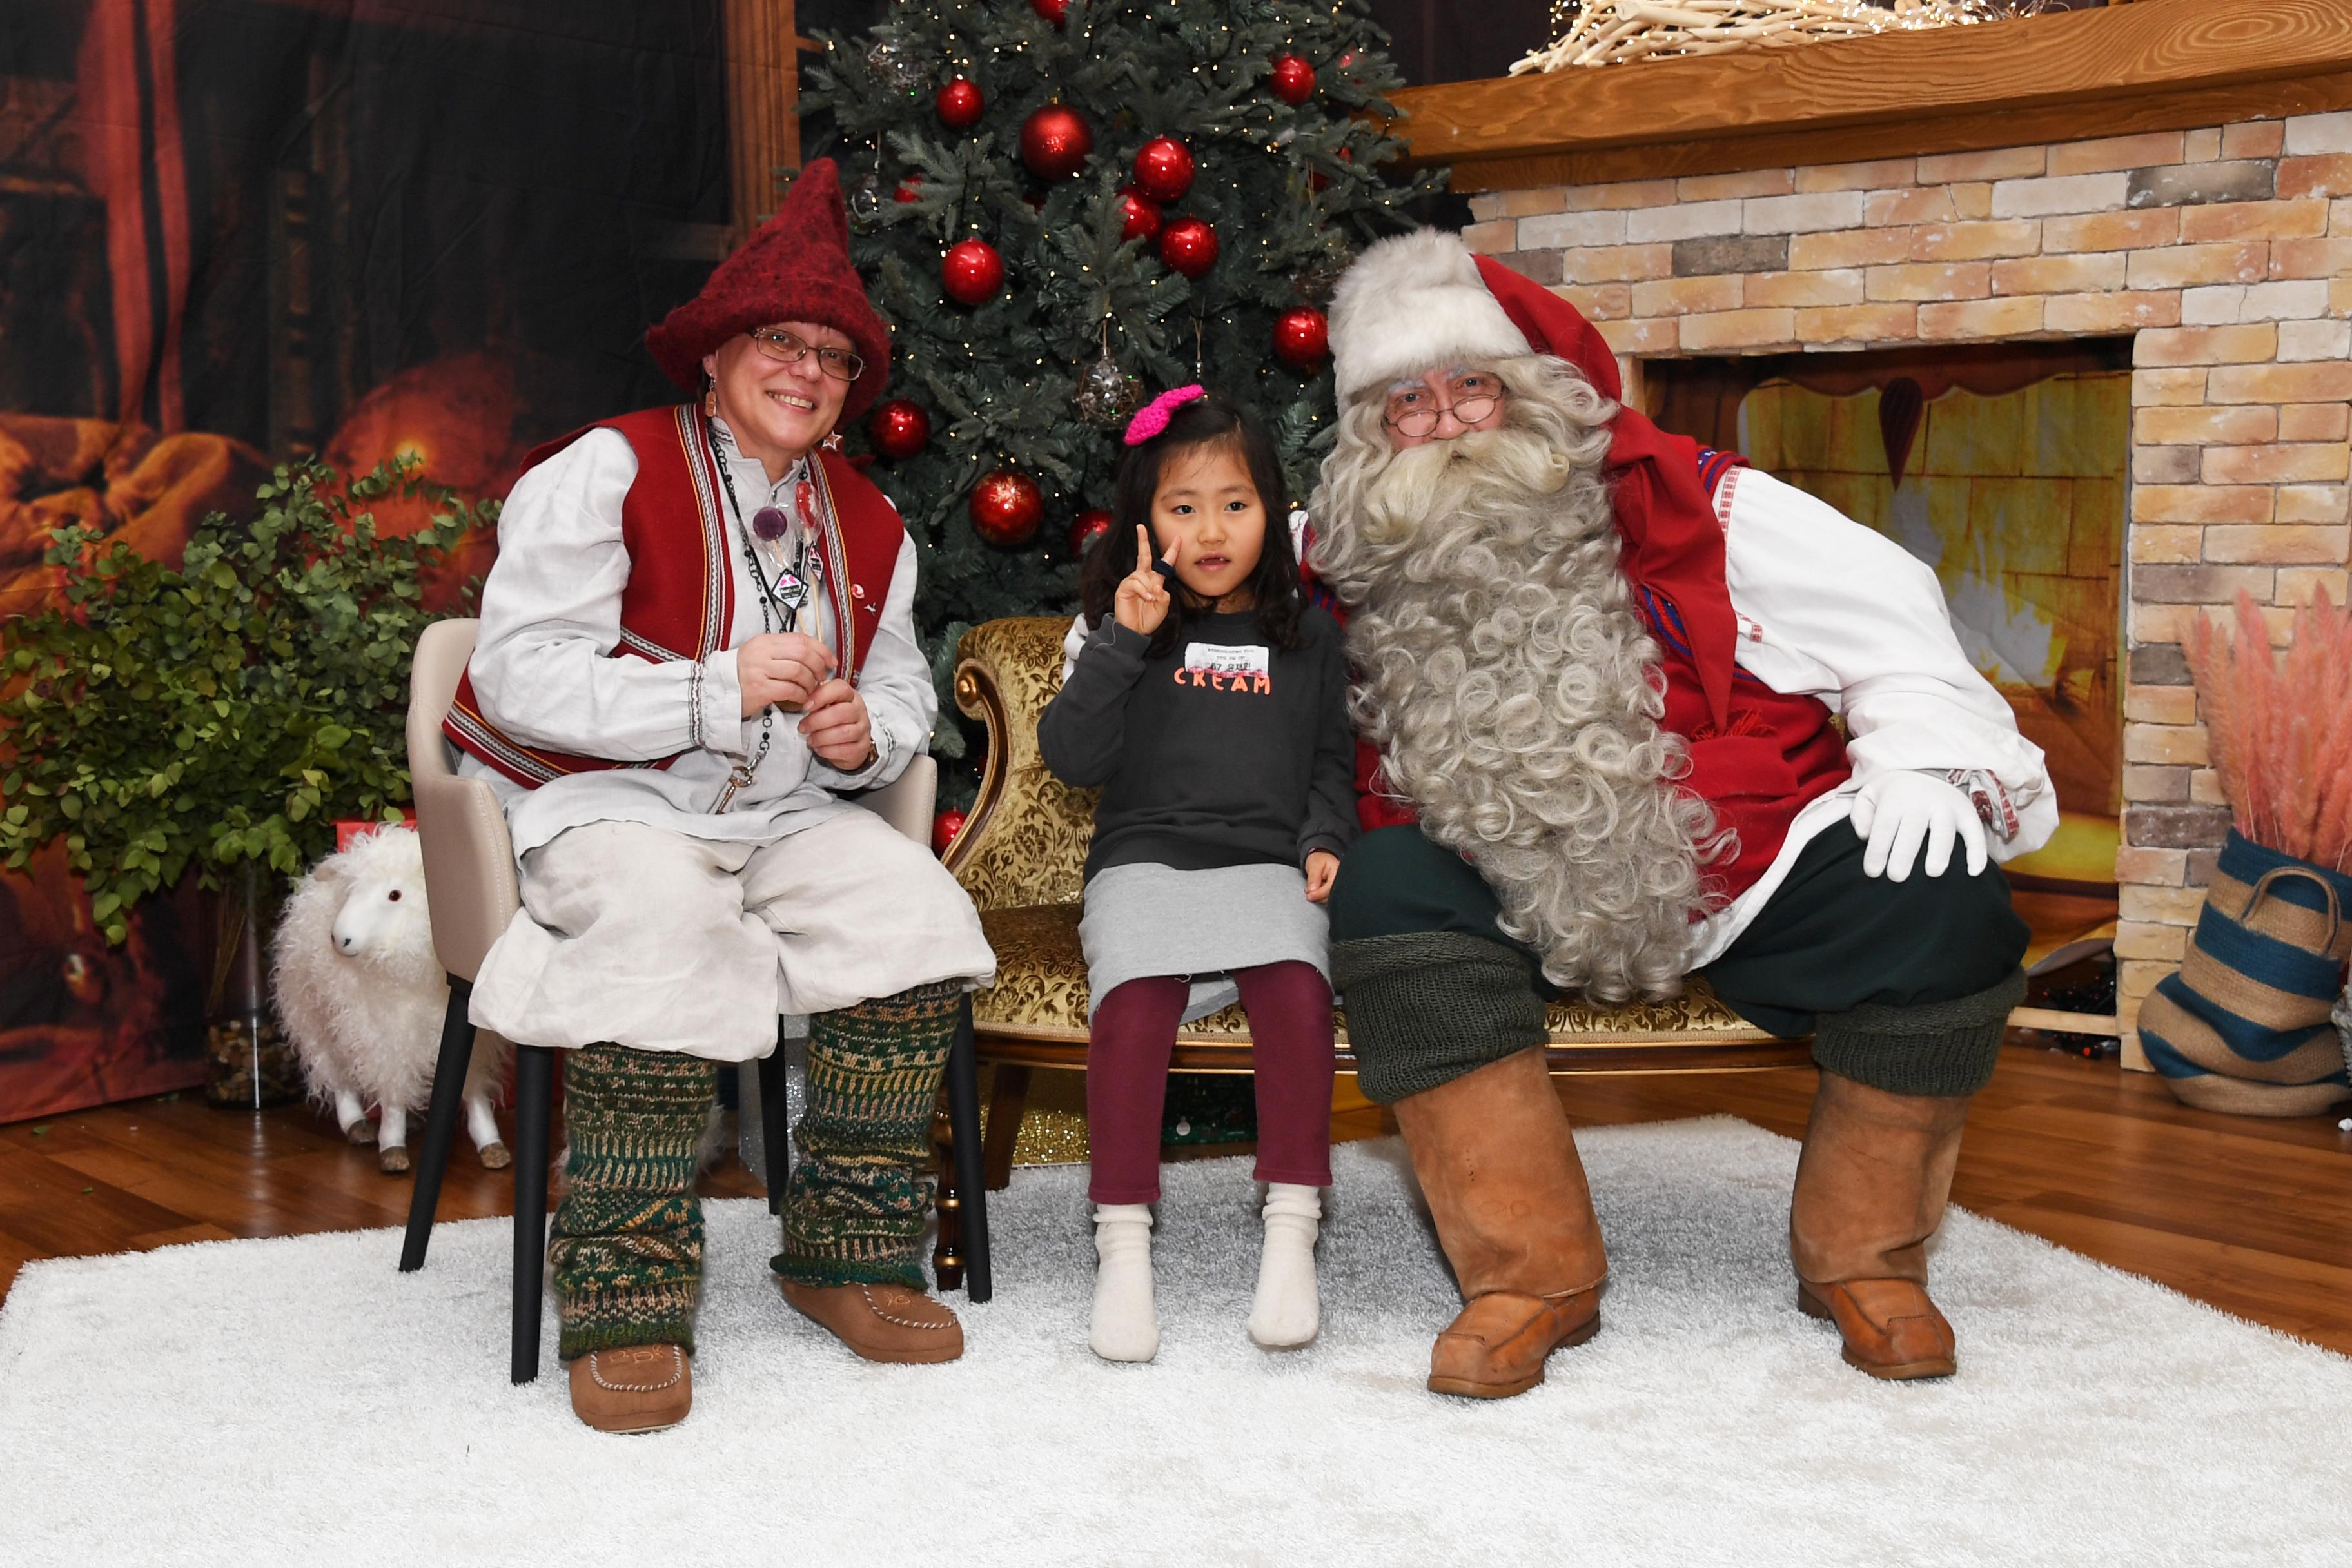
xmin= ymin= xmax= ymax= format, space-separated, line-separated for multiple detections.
xmin=4 ymin=1045 xmax=2347 ymax=1355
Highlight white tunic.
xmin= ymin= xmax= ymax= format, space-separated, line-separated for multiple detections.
xmin=1689 ymin=466 xmax=2057 ymax=966
xmin=457 ymin=421 xmax=936 ymax=860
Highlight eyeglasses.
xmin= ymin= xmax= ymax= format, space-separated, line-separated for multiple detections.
xmin=750 ymin=327 xmax=864 ymax=382
xmin=1383 ymin=375 xmax=1504 ymax=438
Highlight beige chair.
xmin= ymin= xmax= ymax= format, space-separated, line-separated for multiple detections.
xmin=397 ymin=618 xmax=986 ymax=1385
xmin=942 ymin=617 xmax=1813 ymax=1190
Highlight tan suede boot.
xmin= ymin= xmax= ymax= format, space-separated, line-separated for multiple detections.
xmin=1391 ymin=1046 xmax=1607 ymax=1399
xmin=1790 ymin=1070 xmax=1972 ymax=1381
xmin=567 ymin=1344 xmax=692 ymax=1434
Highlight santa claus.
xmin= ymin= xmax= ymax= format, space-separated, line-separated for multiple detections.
xmin=1309 ymin=231 xmax=2052 ymax=1397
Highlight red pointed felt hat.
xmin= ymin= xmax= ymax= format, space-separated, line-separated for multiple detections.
xmin=645 ymin=157 xmax=892 ymax=420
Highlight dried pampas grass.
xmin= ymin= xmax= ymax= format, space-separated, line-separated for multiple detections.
xmin=2187 ymin=587 xmax=2352 ymax=872
xmin=1514 ymin=0 xmax=2051 ymax=74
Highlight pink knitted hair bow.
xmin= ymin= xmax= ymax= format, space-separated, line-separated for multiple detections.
xmin=1123 ymin=384 xmax=1205 ymax=446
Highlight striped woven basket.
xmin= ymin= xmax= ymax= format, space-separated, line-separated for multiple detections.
xmin=2139 ymin=830 xmax=2352 ymax=1117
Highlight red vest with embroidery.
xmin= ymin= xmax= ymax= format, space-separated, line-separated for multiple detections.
xmin=1317 ymin=453 xmax=1851 ymax=906
xmin=443 ymin=404 xmax=904 ymax=789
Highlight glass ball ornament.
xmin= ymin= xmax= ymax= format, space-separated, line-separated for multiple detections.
xmin=1273 ymin=306 xmax=1329 ymax=371
xmin=1032 ymin=0 xmax=1070 ymax=24
xmin=1269 ymin=54 xmax=1316 ymax=104
xmin=1294 ymin=260 xmax=1344 ymax=304
xmin=1116 ymin=188 xmax=1162 ymax=243
xmin=936 ymin=78 xmax=985 ymax=130
xmin=865 ymin=37 xmax=924 ymax=92
xmin=970 ymin=469 xmax=1044 ymax=547
xmin=941 ymin=238 xmax=1006 ymax=306
xmin=1130 ymin=136 xmax=1195 ymax=204
xmin=847 ymin=172 xmax=883 ymax=224
xmin=1157 ymin=215 xmax=1218 ymax=278
xmin=867 ymin=398 xmax=931 ymax=460
xmin=1069 ymin=507 xmax=1115 ymax=559
xmin=1072 ymin=351 xmax=1143 ymax=427
xmin=932 ymin=808 xmax=968 ymax=858
xmin=1020 ymin=104 xmax=1093 ymax=182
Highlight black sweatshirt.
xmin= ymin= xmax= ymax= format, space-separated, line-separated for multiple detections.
xmin=1037 ymin=607 xmax=1358 ymax=881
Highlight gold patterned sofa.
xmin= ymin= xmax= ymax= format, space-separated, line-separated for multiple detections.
xmin=941 ymin=617 xmax=1807 ymax=1184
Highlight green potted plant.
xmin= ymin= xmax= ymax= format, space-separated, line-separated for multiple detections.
xmin=1 ymin=458 xmax=495 ymax=1108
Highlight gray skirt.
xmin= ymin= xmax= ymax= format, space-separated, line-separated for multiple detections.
xmin=1077 ymin=861 xmax=1331 ymax=1024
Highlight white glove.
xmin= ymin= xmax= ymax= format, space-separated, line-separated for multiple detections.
xmin=1849 ymin=770 xmax=1988 ymax=883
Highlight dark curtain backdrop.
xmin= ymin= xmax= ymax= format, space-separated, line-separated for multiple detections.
xmin=0 ymin=0 xmax=728 ymax=1122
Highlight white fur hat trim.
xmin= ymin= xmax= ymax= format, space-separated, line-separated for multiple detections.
xmin=1327 ymin=228 xmax=1533 ymax=404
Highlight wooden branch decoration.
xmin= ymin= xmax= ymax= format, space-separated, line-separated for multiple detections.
xmin=1516 ymin=0 xmax=2052 ymax=72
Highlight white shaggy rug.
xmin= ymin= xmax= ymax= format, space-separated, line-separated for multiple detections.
xmin=2 ymin=1117 xmax=2346 ymax=1567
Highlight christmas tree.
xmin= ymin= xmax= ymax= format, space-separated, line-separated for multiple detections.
xmin=801 ymin=0 xmax=1435 ymax=794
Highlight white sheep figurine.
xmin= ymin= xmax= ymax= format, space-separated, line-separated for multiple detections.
xmin=272 ymin=825 xmax=511 ymax=1174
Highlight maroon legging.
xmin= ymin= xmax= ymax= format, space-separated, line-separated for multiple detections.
xmin=1086 ymin=961 xmax=1336 ymax=1204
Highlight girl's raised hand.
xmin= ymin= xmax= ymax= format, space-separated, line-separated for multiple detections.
xmin=1113 ymin=525 xmax=1175 ymax=636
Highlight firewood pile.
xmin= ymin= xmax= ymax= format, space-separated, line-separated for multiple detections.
xmin=1512 ymin=0 xmax=2052 ymax=74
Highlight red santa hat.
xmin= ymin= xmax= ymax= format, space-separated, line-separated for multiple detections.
xmin=645 ymin=157 xmax=892 ymax=420
xmin=1325 ymin=228 xmax=1742 ymax=730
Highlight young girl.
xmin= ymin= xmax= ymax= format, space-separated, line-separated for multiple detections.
xmin=1038 ymin=387 xmax=1356 ymax=1362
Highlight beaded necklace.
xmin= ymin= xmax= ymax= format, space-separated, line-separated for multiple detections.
xmin=707 ymin=418 xmax=821 ymax=812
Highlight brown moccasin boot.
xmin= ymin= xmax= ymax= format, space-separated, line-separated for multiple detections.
xmin=779 ymin=1279 xmax=965 ymax=1364
xmin=567 ymin=1343 xmax=692 ymax=1433
xmin=1391 ymin=1046 xmax=1608 ymax=1400
xmin=1790 ymin=1070 xmax=1971 ymax=1381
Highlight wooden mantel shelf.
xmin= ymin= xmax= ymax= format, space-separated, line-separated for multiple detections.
xmin=1393 ymin=0 xmax=2352 ymax=190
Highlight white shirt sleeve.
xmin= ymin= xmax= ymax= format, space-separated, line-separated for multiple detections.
xmin=1059 ymin=611 xmax=1092 ymax=686
xmin=1719 ymin=467 xmax=2058 ymax=858
xmin=809 ymin=529 xmax=933 ymax=790
xmin=467 ymin=428 xmax=743 ymax=761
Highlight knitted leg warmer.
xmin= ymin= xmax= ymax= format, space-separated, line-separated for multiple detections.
xmin=1812 ymin=968 xmax=2028 ymax=1099
xmin=548 ymin=1044 xmax=717 ymax=1360
xmin=772 ymin=980 xmax=964 ymax=1289
xmin=1329 ymin=933 xmax=1550 ymax=1105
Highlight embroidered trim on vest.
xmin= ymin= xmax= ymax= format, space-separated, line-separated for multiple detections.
xmin=674 ymin=406 xmax=732 ymax=659
xmin=805 ymin=454 xmax=858 ymax=682
xmin=617 ymin=627 xmax=692 ymax=663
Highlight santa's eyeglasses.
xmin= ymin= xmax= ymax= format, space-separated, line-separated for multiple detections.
xmin=1383 ymin=375 xmax=1505 ymax=438
xmin=749 ymin=327 xmax=864 ymax=382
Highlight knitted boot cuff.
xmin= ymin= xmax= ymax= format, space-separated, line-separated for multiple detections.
xmin=1331 ymin=932 xmax=1548 ymax=1105
xmin=1812 ymin=968 xmax=2026 ymax=1099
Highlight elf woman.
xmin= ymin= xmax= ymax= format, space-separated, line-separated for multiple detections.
xmin=1039 ymin=387 xmax=1357 ymax=1362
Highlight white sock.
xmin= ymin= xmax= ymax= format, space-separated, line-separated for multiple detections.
xmin=1090 ymin=1204 xmax=1159 ymax=1362
xmin=1248 ymin=1183 xmax=1322 ymax=1349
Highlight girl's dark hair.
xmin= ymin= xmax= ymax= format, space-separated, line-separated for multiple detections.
xmin=1079 ymin=392 xmax=1303 ymax=658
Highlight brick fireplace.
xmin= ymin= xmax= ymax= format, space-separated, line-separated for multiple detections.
xmin=1396 ymin=1 xmax=2352 ymax=1066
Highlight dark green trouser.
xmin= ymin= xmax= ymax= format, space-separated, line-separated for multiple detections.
xmin=1328 ymin=824 xmax=2028 ymax=1104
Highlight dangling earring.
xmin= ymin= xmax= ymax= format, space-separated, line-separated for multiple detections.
xmin=702 ymin=371 xmax=718 ymax=419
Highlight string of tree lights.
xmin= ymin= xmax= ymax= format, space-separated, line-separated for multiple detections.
xmin=802 ymin=0 xmax=1435 ymax=791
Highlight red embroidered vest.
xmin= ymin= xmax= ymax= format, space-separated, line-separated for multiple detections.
xmin=444 ymin=404 xmax=905 ymax=789
xmin=1322 ymin=455 xmax=1851 ymax=906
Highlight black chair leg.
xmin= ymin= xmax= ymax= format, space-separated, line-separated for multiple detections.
xmin=511 ymin=1044 xmax=556 ymax=1385
xmin=758 ymin=1024 xmax=792 ymax=1216
xmin=398 ymin=977 xmax=476 ymax=1273
xmin=944 ymin=994 xmax=991 ymax=1303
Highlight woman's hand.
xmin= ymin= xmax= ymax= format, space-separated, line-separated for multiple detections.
xmin=797 ymin=679 xmax=875 ymax=769
xmin=739 ymin=632 xmax=836 ymax=716
xmin=1304 ymin=850 xmax=1339 ymax=905
xmin=1113 ymin=525 xmax=1177 ymax=636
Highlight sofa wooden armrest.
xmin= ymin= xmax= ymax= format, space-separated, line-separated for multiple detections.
xmin=941 ymin=616 xmax=1807 ymax=1177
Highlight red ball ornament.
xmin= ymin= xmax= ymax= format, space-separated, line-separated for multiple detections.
xmin=895 ymin=175 xmax=925 ymax=203
xmin=1157 ymin=215 xmax=1218 ymax=277
xmin=1069 ymin=507 xmax=1114 ymax=558
xmin=970 ymin=469 xmax=1044 ymax=547
xmin=941 ymin=238 xmax=1006 ymax=306
xmin=1116 ymin=188 xmax=1162 ymax=243
xmin=1130 ymin=136 xmax=1195 ymax=204
xmin=1269 ymin=54 xmax=1316 ymax=104
xmin=1019 ymin=104 xmax=1093 ymax=181
xmin=932 ymin=808 xmax=968 ymax=858
xmin=1272 ymin=307 xmax=1329 ymax=371
xmin=1031 ymin=0 xmax=1069 ymax=24
xmin=936 ymin=78 xmax=985 ymax=130
xmin=867 ymin=398 xmax=931 ymax=460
